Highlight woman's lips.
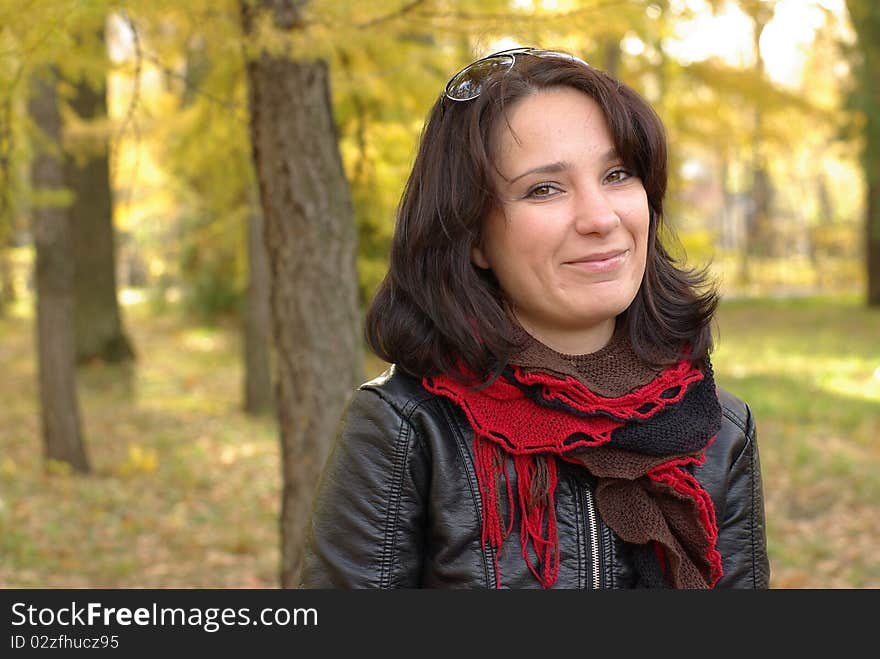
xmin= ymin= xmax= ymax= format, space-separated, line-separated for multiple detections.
xmin=564 ymin=250 xmax=629 ymax=273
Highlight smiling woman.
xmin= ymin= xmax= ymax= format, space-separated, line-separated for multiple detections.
xmin=471 ymin=87 xmax=650 ymax=355
xmin=300 ymin=48 xmax=770 ymax=589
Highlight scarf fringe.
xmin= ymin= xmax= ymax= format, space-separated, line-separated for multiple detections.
xmin=475 ymin=434 xmax=560 ymax=588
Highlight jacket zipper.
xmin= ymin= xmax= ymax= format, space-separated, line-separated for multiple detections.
xmin=584 ymin=484 xmax=601 ymax=589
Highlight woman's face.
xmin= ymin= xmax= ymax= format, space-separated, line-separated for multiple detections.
xmin=471 ymin=86 xmax=651 ymax=354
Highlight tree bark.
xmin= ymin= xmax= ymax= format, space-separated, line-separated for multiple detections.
xmin=0 ymin=247 xmax=14 ymax=316
xmin=869 ymin=181 xmax=880 ymax=305
xmin=64 ymin=59 xmax=135 ymax=364
xmin=845 ymin=0 xmax=880 ymax=306
xmin=28 ymin=70 xmax=89 ymax=473
xmin=1 ymin=81 xmax=16 ymax=317
xmin=603 ymin=37 xmax=621 ymax=79
xmin=243 ymin=199 xmax=274 ymax=415
xmin=241 ymin=0 xmax=364 ymax=587
xmin=740 ymin=0 xmax=775 ymax=283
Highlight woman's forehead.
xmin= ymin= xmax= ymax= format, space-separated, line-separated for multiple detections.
xmin=490 ymin=88 xmax=615 ymax=170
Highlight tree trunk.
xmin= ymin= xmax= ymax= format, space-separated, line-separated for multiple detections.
xmin=868 ymin=182 xmax=880 ymax=305
xmin=0 ymin=247 xmax=14 ymax=316
xmin=65 ymin=60 xmax=135 ymax=364
xmin=719 ymin=158 xmax=736 ymax=252
xmin=740 ymin=1 xmax=774 ymax=284
xmin=603 ymin=37 xmax=621 ymax=79
xmin=747 ymin=164 xmax=773 ymax=253
xmin=243 ymin=199 xmax=274 ymax=415
xmin=845 ymin=0 xmax=880 ymax=306
xmin=28 ymin=70 xmax=89 ymax=473
xmin=1 ymin=84 xmax=16 ymax=317
xmin=241 ymin=0 xmax=364 ymax=587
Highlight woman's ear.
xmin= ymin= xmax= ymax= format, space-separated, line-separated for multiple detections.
xmin=471 ymin=244 xmax=490 ymax=269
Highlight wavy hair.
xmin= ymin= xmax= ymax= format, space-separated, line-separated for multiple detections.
xmin=365 ymin=50 xmax=717 ymax=379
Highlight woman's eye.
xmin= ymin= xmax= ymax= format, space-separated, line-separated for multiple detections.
xmin=605 ymin=168 xmax=632 ymax=183
xmin=526 ymin=184 xmax=558 ymax=199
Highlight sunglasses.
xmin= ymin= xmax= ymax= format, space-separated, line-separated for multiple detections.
xmin=444 ymin=47 xmax=590 ymax=102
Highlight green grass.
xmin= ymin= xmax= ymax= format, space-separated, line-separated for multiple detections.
xmin=0 ymin=292 xmax=877 ymax=588
xmin=712 ymin=293 xmax=880 ymax=588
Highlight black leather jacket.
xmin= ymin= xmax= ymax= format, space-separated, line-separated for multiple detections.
xmin=302 ymin=366 xmax=770 ymax=588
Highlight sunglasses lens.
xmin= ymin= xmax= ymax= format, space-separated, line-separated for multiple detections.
xmin=445 ymin=54 xmax=516 ymax=101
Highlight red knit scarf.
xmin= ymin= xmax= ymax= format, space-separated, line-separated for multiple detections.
xmin=422 ymin=355 xmax=723 ymax=589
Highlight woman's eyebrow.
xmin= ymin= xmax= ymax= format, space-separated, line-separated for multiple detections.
xmin=508 ymin=161 xmax=569 ymax=184
xmin=506 ymin=148 xmax=622 ymax=184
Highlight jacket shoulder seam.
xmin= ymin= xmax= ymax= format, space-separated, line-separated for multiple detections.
xmin=720 ymin=405 xmax=747 ymax=434
xmin=361 ymin=382 xmax=436 ymax=421
xmin=357 ymin=386 xmax=431 ymax=588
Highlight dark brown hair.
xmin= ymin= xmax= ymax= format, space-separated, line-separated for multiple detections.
xmin=365 ymin=50 xmax=717 ymax=379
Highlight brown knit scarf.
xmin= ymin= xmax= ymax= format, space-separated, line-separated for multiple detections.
xmin=422 ymin=326 xmax=723 ymax=589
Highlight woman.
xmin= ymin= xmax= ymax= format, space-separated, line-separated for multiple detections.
xmin=301 ymin=48 xmax=769 ymax=589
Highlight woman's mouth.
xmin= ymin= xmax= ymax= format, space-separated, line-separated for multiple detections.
xmin=565 ymin=249 xmax=629 ymax=273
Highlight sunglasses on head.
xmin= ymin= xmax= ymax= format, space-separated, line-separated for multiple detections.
xmin=443 ymin=47 xmax=590 ymax=102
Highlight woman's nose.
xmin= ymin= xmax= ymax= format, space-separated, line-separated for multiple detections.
xmin=572 ymin=189 xmax=620 ymax=235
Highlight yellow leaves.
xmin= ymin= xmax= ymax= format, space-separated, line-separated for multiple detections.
xmin=660 ymin=226 xmax=716 ymax=266
xmin=1 ymin=457 xmax=17 ymax=478
xmin=29 ymin=186 xmax=75 ymax=209
xmin=116 ymin=444 xmax=159 ymax=477
xmin=0 ymin=305 xmax=284 ymax=586
xmin=44 ymin=459 xmax=75 ymax=477
xmin=219 ymin=442 xmax=259 ymax=466
xmin=182 ymin=327 xmax=225 ymax=353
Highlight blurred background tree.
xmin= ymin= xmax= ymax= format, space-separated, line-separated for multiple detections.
xmin=28 ymin=66 xmax=89 ymax=473
xmin=62 ymin=13 xmax=136 ymax=365
xmin=844 ymin=0 xmax=880 ymax=306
